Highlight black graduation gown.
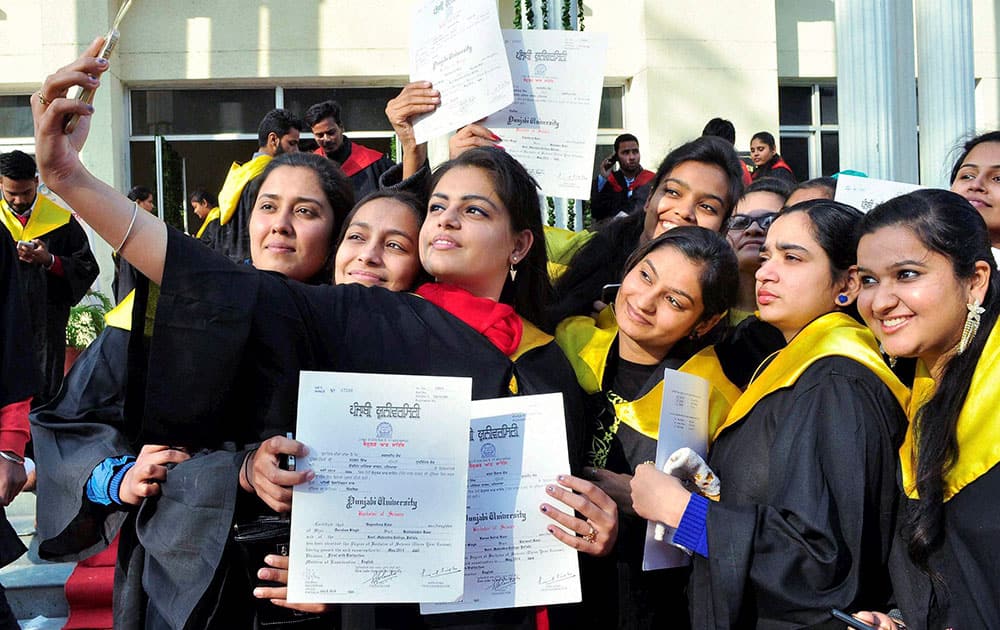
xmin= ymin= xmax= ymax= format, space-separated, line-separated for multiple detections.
xmin=692 ymin=356 xmax=906 ymax=629
xmin=130 ymin=228 xmax=587 ymax=630
xmin=5 ymin=212 xmax=99 ymax=405
xmin=0 ymin=236 xmax=31 ymax=569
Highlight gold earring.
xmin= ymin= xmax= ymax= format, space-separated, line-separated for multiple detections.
xmin=509 ymin=255 xmax=518 ymax=282
xmin=958 ymin=299 xmax=986 ymax=355
xmin=879 ymin=343 xmax=897 ymax=369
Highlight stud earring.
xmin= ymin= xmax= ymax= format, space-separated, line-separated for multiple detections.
xmin=958 ymin=299 xmax=986 ymax=355
xmin=836 ymin=293 xmax=849 ymax=306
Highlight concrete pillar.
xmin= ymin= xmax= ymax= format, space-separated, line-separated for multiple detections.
xmin=834 ymin=0 xmax=919 ymax=182
xmin=915 ymin=0 xmax=976 ymax=187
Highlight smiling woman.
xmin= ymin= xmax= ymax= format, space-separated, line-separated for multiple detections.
xmin=853 ymin=190 xmax=1000 ymax=629
xmin=549 ymin=135 xmax=745 ymax=325
xmin=554 ymin=227 xmax=738 ymax=629
xmin=950 ymin=131 xmax=1000 ymax=250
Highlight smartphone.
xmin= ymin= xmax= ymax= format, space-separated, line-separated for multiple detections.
xmin=603 ymin=153 xmax=618 ymax=169
xmin=600 ymin=283 xmax=621 ymax=305
xmin=830 ymin=609 xmax=878 ymax=630
xmin=16 ymin=240 xmax=37 ymax=250
xmin=64 ymin=30 xmax=120 ymax=134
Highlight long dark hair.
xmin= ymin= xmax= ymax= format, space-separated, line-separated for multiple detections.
xmin=257 ymin=152 xmax=354 ymax=283
xmin=949 ymin=130 xmax=1000 ymax=183
xmin=621 ymin=226 xmax=738 ymax=356
xmin=857 ymin=189 xmax=999 ymax=575
xmin=336 ymin=189 xmax=431 ymax=289
xmin=429 ymin=147 xmax=554 ymax=329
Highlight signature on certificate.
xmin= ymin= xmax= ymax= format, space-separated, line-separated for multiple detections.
xmin=538 ymin=571 xmax=575 ymax=586
xmin=422 ymin=566 xmax=462 ymax=578
xmin=364 ymin=568 xmax=403 ymax=587
xmin=489 ymin=575 xmax=518 ymax=592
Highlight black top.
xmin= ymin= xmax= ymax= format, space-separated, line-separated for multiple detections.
xmin=889 ymin=463 xmax=1000 ymax=630
xmin=693 ymin=356 xmax=906 ymax=629
xmin=0 ymin=234 xmax=36 ymax=408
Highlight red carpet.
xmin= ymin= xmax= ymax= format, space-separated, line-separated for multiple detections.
xmin=62 ymin=534 xmax=117 ymax=630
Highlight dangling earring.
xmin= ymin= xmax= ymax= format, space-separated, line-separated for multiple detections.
xmin=509 ymin=255 xmax=518 ymax=282
xmin=879 ymin=343 xmax=897 ymax=369
xmin=836 ymin=293 xmax=850 ymax=306
xmin=958 ymin=299 xmax=986 ymax=355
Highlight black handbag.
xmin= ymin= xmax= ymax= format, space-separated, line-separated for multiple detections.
xmin=232 ymin=515 xmax=326 ymax=628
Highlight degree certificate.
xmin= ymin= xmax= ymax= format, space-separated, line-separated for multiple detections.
xmin=287 ymin=371 xmax=471 ymax=603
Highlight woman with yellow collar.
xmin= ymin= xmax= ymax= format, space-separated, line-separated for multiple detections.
xmin=853 ymin=190 xmax=999 ymax=630
xmin=555 ymin=226 xmax=739 ymax=629
xmin=630 ymin=200 xmax=909 ymax=628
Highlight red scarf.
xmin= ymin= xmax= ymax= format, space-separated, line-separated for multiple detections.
xmin=416 ymin=283 xmax=523 ymax=356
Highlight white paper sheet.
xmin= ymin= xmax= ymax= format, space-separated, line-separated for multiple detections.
xmin=287 ymin=371 xmax=472 ymax=603
xmin=483 ymin=29 xmax=608 ymax=199
xmin=833 ymin=174 xmax=924 ymax=213
xmin=410 ymin=0 xmax=513 ymax=143
xmin=421 ymin=393 xmax=581 ymax=614
xmin=642 ymin=368 xmax=711 ymax=571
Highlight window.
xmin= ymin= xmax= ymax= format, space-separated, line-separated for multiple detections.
xmin=0 ymin=95 xmax=34 ymax=153
xmin=778 ymin=83 xmax=839 ymax=180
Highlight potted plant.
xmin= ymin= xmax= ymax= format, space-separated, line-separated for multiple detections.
xmin=65 ymin=289 xmax=114 ymax=372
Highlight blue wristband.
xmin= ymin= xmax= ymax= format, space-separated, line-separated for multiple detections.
xmin=673 ymin=493 xmax=710 ymax=557
xmin=86 ymin=455 xmax=136 ymax=506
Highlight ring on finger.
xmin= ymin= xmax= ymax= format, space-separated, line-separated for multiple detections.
xmin=36 ymin=91 xmax=52 ymax=106
xmin=582 ymin=524 xmax=598 ymax=544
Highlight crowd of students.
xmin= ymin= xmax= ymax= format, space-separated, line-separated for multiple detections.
xmin=20 ymin=40 xmax=1000 ymax=630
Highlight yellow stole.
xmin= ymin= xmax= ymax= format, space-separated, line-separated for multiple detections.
xmin=1 ymin=194 xmax=71 ymax=241
xmin=900 ymin=321 xmax=1000 ymax=500
xmin=104 ymin=289 xmax=135 ymax=331
xmin=555 ymin=306 xmax=741 ymax=440
xmin=218 ymin=154 xmax=271 ymax=226
xmin=195 ymin=207 xmax=221 ymax=239
xmin=714 ymin=312 xmax=910 ymax=442
xmin=543 ymin=225 xmax=595 ymax=281
xmin=507 ymin=319 xmax=555 ymax=394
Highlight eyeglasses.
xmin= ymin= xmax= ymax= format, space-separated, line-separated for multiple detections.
xmin=727 ymin=212 xmax=778 ymax=232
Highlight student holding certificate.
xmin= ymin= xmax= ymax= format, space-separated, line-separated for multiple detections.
xmin=32 ymin=43 xmax=616 ymax=629
xmin=630 ymin=200 xmax=909 ymax=627
xmin=554 ymin=227 xmax=738 ymax=629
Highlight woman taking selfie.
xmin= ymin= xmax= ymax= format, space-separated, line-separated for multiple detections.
xmin=32 ymin=42 xmax=616 ymax=629
xmin=629 ymin=200 xmax=909 ymax=628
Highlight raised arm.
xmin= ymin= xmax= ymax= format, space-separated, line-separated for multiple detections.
xmin=32 ymin=38 xmax=166 ymax=284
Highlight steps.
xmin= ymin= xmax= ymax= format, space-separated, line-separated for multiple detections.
xmin=0 ymin=492 xmax=73 ymax=627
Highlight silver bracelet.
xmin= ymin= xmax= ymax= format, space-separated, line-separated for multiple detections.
xmin=115 ymin=201 xmax=139 ymax=254
xmin=0 ymin=451 xmax=24 ymax=465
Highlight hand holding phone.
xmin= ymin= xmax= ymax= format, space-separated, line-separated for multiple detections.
xmin=830 ymin=609 xmax=878 ymax=630
xmin=16 ymin=240 xmax=37 ymax=250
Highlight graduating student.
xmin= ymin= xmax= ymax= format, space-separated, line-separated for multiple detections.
xmin=555 ymin=227 xmax=740 ymax=630
xmin=32 ymin=44 xmax=617 ymax=629
xmin=853 ymin=190 xmax=1000 ymax=630
xmin=0 ymin=149 xmax=99 ymax=405
xmin=630 ymin=200 xmax=909 ymax=628
xmin=31 ymin=151 xmax=353 ymax=628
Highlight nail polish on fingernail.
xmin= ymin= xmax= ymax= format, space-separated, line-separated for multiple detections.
xmin=557 ymin=474 xmax=566 ymax=481
xmin=96 ymin=58 xmax=108 ymax=66
xmin=494 ymin=145 xmax=505 ymax=151
xmin=490 ymin=133 xmax=502 ymax=141
xmin=540 ymin=504 xmax=548 ymax=512
xmin=86 ymin=105 xmax=95 ymax=113
xmin=546 ymin=485 xmax=555 ymax=493
xmin=547 ymin=526 xmax=555 ymax=533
